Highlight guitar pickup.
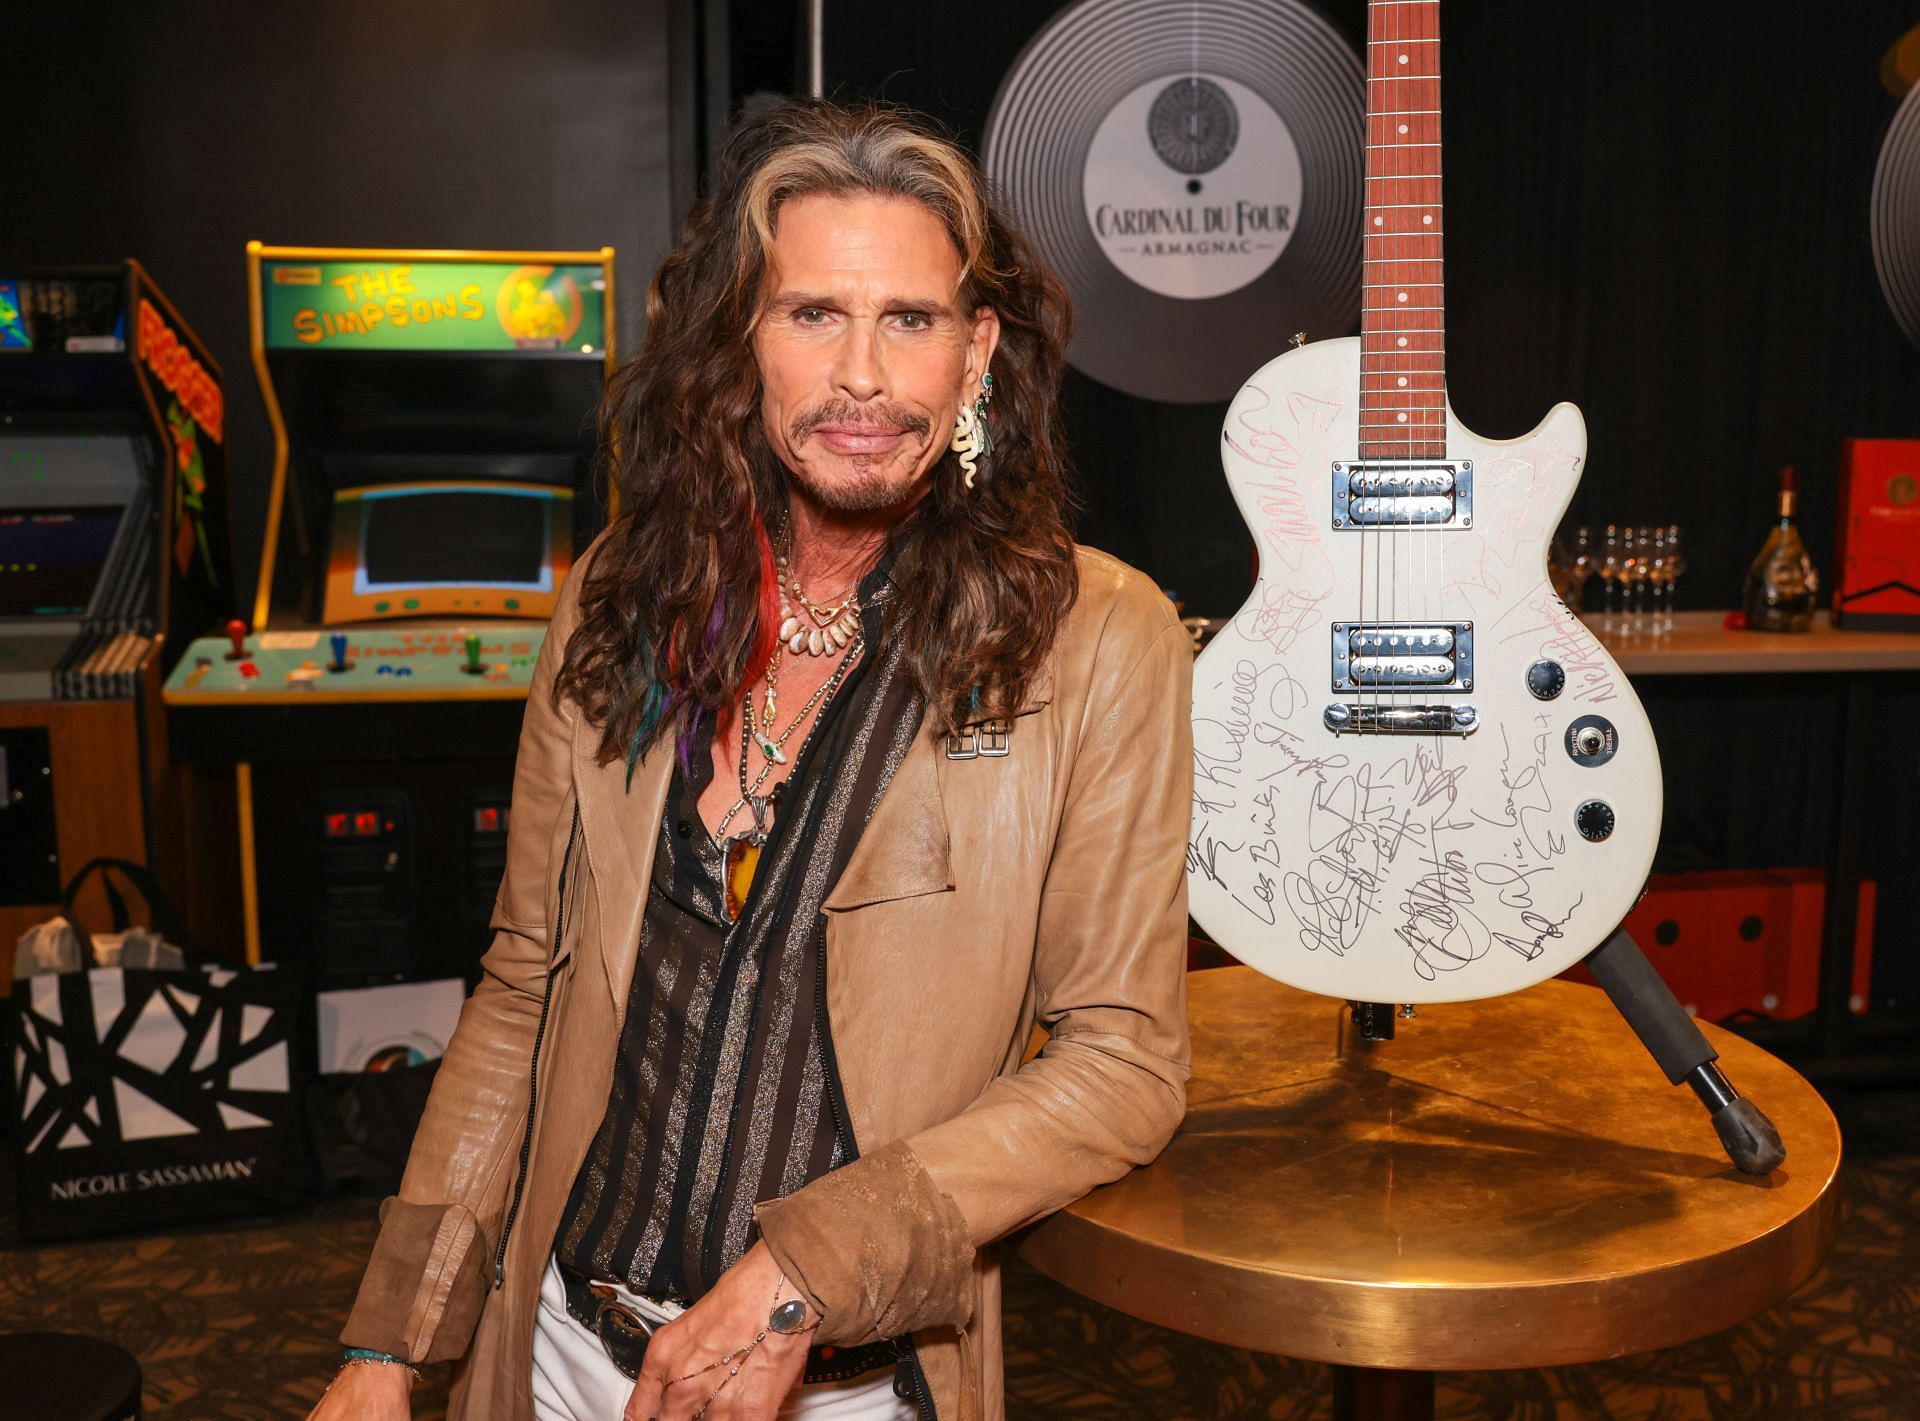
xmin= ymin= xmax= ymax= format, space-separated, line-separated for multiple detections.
xmin=1331 ymin=621 xmax=1473 ymax=691
xmin=1331 ymin=459 xmax=1473 ymax=529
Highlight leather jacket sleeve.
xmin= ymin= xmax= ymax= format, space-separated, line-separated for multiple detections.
xmin=756 ymin=596 xmax=1194 ymax=1345
xmin=338 ymin=559 xmax=586 ymax=1363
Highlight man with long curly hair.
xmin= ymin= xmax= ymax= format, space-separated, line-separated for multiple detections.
xmin=310 ymin=99 xmax=1192 ymax=1421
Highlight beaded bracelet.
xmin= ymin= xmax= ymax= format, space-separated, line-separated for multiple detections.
xmin=342 ymin=1347 xmax=421 ymax=1378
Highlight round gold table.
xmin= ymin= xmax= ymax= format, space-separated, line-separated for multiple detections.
xmin=1017 ymin=970 xmax=1842 ymax=1420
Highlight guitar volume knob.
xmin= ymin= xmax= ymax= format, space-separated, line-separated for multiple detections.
xmin=1575 ymin=800 xmax=1616 ymax=842
xmin=1526 ymin=660 xmax=1565 ymax=700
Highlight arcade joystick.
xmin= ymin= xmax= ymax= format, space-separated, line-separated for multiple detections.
xmin=461 ymin=630 xmax=484 ymax=675
xmin=329 ymin=632 xmax=350 ymax=673
xmin=224 ymin=618 xmax=249 ymax=661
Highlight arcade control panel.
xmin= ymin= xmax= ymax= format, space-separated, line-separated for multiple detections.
xmin=166 ymin=620 xmax=543 ymax=700
xmin=163 ymin=620 xmax=547 ymax=764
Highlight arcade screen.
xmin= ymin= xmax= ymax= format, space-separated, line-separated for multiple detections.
xmin=0 ymin=281 xmax=29 ymax=350
xmin=0 ymin=277 xmax=125 ymax=353
xmin=0 ymin=506 xmax=124 ymax=617
xmin=324 ymin=482 xmax=571 ymax=622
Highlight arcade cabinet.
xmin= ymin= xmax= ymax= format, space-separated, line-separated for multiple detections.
xmin=0 ymin=263 xmax=233 ymax=952
xmin=164 ymin=244 xmax=615 ymax=987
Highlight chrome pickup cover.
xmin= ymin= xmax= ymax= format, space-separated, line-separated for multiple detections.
xmin=1349 ymin=626 xmax=1453 ymax=654
xmin=1331 ymin=459 xmax=1473 ymax=529
xmin=1349 ymin=655 xmax=1455 ymax=683
xmin=1331 ymin=621 xmax=1473 ymax=692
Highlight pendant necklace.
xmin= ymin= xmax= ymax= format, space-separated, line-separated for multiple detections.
xmin=714 ymin=630 xmax=864 ymax=919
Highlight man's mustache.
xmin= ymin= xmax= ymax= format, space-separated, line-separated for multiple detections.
xmin=791 ymin=401 xmax=932 ymax=443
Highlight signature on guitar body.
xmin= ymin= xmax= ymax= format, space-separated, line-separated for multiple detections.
xmin=1186 ymin=0 xmax=1661 ymax=1004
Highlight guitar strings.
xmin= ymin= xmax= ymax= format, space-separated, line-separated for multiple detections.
xmin=1421 ymin=0 xmax=1448 ymax=909
xmin=1393 ymin=0 xmax=1406 ymax=724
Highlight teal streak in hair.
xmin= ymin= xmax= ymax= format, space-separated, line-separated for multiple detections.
xmin=624 ymin=641 xmax=669 ymax=790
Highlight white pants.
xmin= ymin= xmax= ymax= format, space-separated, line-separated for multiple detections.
xmin=531 ymin=1254 xmax=916 ymax=1421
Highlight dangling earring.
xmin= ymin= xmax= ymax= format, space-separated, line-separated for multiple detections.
xmin=948 ymin=372 xmax=995 ymax=489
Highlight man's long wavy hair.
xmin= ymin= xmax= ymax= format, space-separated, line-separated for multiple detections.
xmin=555 ymin=99 xmax=1079 ymax=768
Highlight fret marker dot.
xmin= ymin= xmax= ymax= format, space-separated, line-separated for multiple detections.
xmin=1373 ymin=216 xmax=1384 ymax=227
xmin=1398 ymin=124 xmax=1409 ymax=134
xmin=1397 ymin=291 xmax=1409 ymax=302
xmin=1397 ymin=377 xmax=1409 ymax=387
xmin=1397 ymin=337 xmax=1408 ymax=347
xmin=1422 ymin=214 xmax=1434 ymax=225
xmin=1398 ymin=412 xmax=1409 ymax=423
xmin=1398 ymin=54 xmax=1409 ymax=64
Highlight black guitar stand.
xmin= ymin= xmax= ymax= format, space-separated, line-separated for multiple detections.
xmin=1583 ymin=927 xmax=1785 ymax=1174
xmin=1349 ymin=926 xmax=1786 ymax=1176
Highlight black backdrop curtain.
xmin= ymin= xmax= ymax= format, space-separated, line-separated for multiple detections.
xmin=814 ymin=0 xmax=1920 ymax=619
xmin=800 ymin=0 xmax=1920 ymax=999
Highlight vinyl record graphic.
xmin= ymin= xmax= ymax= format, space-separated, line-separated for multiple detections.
xmin=1874 ymin=79 xmax=1920 ymax=349
xmin=984 ymin=0 xmax=1363 ymax=403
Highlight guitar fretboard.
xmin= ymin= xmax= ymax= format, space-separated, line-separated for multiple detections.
xmin=1361 ymin=0 xmax=1444 ymax=461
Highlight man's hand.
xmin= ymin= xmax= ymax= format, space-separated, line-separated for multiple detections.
xmin=623 ymin=1241 xmax=821 ymax=1421
xmin=304 ymin=1357 xmax=414 ymax=1421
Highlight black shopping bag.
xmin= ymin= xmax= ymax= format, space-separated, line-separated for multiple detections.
xmin=7 ymin=858 xmax=310 ymax=1239
xmin=305 ymin=1057 xmax=441 ymax=1197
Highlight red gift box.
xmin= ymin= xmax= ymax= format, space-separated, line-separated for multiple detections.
xmin=1834 ymin=438 xmax=1920 ymax=629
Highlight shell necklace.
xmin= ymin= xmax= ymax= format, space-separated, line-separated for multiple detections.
xmin=776 ymin=548 xmax=861 ymax=656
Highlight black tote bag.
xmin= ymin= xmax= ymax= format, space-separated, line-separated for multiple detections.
xmin=8 ymin=858 xmax=311 ymax=1239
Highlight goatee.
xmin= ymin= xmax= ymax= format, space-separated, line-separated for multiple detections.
xmin=787 ymin=457 xmax=919 ymax=512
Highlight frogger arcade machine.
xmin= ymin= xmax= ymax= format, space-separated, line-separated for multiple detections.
xmin=1 ymin=263 xmax=232 ymax=950
xmin=164 ymin=245 xmax=615 ymax=984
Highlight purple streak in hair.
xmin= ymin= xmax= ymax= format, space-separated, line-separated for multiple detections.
xmin=672 ymin=689 xmax=699 ymax=774
xmin=674 ymin=590 xmax=733 ymax=772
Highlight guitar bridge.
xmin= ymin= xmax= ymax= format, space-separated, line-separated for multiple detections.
xmin=1331 ymin=621 xmax=1473 ymax=691
xmin=1323 ymin=703 xmax=1480 ymax=735
xmin=1332 ymin=460 xmax=1473 ymax=528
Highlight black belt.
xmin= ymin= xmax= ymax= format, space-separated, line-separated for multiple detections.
xmin=556 ymin=1259 xmax=902 ymax=1386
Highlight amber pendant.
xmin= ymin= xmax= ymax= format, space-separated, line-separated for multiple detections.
xmin=723 ymin=836 xmax=761 ymax=921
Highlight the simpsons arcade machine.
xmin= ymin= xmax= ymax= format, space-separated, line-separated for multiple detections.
xmin=164 ymin=245 xmax=614 ymax=986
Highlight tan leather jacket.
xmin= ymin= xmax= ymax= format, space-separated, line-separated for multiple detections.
xmin=342 ymin=537 xmax=1194 ymax=1421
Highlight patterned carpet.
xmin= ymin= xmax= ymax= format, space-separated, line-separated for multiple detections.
xmin=0 ymin=1089 xmax=1913 ymax=1420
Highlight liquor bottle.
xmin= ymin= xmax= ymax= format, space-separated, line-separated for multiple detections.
xmin=1741 ymin=466 xmax=1819 ymax=632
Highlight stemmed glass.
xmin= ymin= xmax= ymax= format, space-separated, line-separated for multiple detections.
xmin=1627 ymin=525 xmax=1654 ymax=629
xmin=1569 ymin=526 xmax=1595 ymax=611
xmin=1596 ymin=524 xmax=1623 ymax=626
xmin=1661 ymin=524 xmax=1686 ymax=628
xmin=1643 ymin=527 xmax=1670 ymax=635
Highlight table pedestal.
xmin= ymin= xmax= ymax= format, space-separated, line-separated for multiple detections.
xmin=1332 ymin=1366 xmax=1435 ymax=1421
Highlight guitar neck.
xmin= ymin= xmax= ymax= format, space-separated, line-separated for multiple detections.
xmin=1361 ymin=0 xmax=1445 ymax=461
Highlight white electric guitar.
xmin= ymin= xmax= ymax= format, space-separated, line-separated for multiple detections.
xmin=1187 ymin=0 xmax=1661 ymax=1004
